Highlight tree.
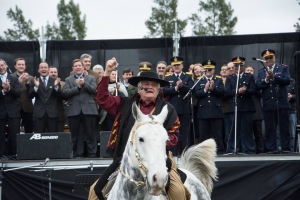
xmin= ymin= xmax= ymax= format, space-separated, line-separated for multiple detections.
xmin=0 ymin=6 xmax=40 ymax=41
xmin=190 ymin=0 xmax=237 ymax=36
xmin=294 ymin=0 xmax=300 ymax=32
xmin=145 ymin=0 xmax=187 ymax=38
xmin=45 ymin=0 xmax=87 ymax=40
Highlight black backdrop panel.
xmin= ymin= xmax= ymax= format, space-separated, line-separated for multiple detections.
xmin=46 ymin=39 xmax=173 ymax=81
xmin=180 ymin=33 xmax=300 ymax=77
xmin=0 ymin=41 xmax=40 ymax=76
xmin=46 ymin=33 xmax=300 ymax=81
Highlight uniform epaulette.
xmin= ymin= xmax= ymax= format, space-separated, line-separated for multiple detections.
xmin=185 ymin=71 xmax=192 ymax=75
xmin=215 ymin=75 xmax=221 ymax=78
xmin=165 ymin=74 xmax=172 ymax=77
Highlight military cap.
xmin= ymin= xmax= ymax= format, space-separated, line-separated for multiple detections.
xmin=202 ymin=60 xmax=216 ymax=69
xmin=170 ymin=56 xmax=184 ymax=65
xmin=139 ymin=62 xmax=152 ymax=71
xmin=261 ymin=49 xmax=275 ymax=58
xmin=232 ymin=57 xmax=246 ymax=65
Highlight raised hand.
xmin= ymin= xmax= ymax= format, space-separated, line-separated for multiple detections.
xmin=105 ymin=57 xmax=118 ymax=74
xmin=204 ymin=81 xmax=210 ymax=91
xmin=176 ymin=78 xmax=182 ymax=88
xmin=33 ymin=76 xmax=40 ymax=87
xmin=238 ymin=85 xmax=247 ymax=94
xmin=54 ymin=77 xmax=61 ymax=87
xmin=2 ymin=79 xmax=11 ymax=92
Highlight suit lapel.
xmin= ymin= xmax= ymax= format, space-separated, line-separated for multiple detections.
xmin=46 ymin=77 xmax=54 ymax=91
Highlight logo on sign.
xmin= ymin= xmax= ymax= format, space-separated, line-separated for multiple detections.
xmin=29 ymin=134 xmax=59 ymax=140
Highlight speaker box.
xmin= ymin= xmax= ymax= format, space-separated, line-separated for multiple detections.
xmin=17 ymin=132 xmax=72 ymax=160
xmin=100 ymin=131 xmax=110 ymax=158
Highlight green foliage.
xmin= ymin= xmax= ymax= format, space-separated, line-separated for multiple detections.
xmin=190 ymin=0 xmax=237 ymax=36
xmin=0 ymin=6 xmax=40 ymax=41
xmin=45 ymin=0 xmax=87 ymax=40
xmin=145 ymin=0 xmax=187 ymax=38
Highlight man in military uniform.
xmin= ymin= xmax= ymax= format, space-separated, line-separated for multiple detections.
xmin=163 ymin=56 xmax=193 ymax=154
xmin=256 ymin=49 xmax=290 ymax=153
xmin=193 ymin=60 xmax=225 ymax=154
xmin=225 ymin=57 xmax=256 ymax=154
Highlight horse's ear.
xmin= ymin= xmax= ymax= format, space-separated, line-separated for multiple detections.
xmin=156 ymin=104 xmax=168 ymax=123
xmin=132 ymin=102 xmax=143 ymax=122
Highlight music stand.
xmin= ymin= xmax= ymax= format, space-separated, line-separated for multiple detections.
xmin=73 ymin=174 xmax=101 ymax=193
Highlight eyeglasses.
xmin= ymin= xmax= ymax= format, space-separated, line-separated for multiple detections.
xmin=207 ymin=69 xmax=213 ymax=72
xmin=157 ymin=67 xmax=166 ymax=70
xmin=265 ymin=56 xmax=274 ymax=60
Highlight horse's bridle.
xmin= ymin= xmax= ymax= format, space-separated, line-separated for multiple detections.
xmin=119 ymin=119 xmax=163 ymax=187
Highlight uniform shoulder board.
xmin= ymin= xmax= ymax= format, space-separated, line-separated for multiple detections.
xmin=185 ymin=71 xmax=192 ymax=75
xmin=165 ymin=74 xmax=172 ymax=77
xmin=215 ymin=75 xmax=221 ymax=78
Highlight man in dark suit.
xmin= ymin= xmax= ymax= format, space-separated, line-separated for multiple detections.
xmin=0 ymin=59 xmax=21 ymax=157
xmin=70 ymin=54 xmax=100 ymax=85
xmin=64 ymin=59 xmax=98 ymax=158
xmin=28 ymin=62 xmax=62 ymax=133
xmin=49 ymin=66 xmax=67 ymax=132
xmin=193 ymin=60 xmax=225 ymax=154
xmin=225 ymin=57 xmax=256 ymax=154
xmin=163 ymin=56 xmax=193 ymax=154
xmin=256 ymin=49 xmax=290 ymax=152
xmin=12 ymin=58 xmax=34 ymax=133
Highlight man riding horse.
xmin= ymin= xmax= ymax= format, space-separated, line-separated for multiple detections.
xmin=90 ymin=57 xmax=190 ymax=200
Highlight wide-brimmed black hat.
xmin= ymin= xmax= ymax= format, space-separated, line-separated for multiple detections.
xmin=128 ymin=71 xmax=169 ymax=87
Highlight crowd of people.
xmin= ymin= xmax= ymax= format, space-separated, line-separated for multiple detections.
xmin=0 ymin=49 xmax=297 ymax=160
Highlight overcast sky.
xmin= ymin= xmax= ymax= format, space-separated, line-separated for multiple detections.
xmin=0 ymin=0 xmax=299 ymax=40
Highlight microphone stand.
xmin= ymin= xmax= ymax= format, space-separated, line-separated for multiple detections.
xmin=115 ymin=63 xmax=119 ymax=96
xmin=183 ymin=74 xmax=204 ymax=147
xmin=225 ymin=63 xmax=247 ymax=155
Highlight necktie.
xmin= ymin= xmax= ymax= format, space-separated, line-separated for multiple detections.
xmin=43 ymin=77 xmax=47 ymax=87
xmin=207 ymin=78 xmax=211 ymax=82
xmin=0 ymin=75 xmax=6 ymax=82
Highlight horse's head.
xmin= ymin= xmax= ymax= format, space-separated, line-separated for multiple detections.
xmin=128 ymin=102 xmax=169 ymax=196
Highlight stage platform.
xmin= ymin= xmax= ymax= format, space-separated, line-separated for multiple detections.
xmin=1 ymin=154 xmax=300 ymax=200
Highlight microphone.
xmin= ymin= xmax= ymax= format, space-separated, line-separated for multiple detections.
xmin=90 ymin=160 xmax=93 ymax=171
xmin=252 ymin=57 xmax=266 ymax=63
xmin=140 ymin=87 xmax=148 ymax=91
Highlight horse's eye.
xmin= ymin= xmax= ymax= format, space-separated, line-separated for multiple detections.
xmin=139 ymin=138 xmax=144 ymax=143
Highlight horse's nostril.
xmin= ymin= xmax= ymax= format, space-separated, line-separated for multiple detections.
xmin=153 ymin=175 xmax=157 ymax=183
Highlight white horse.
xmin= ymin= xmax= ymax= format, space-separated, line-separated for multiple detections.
xmin=107 ymin=103 xmax=217 ymax=200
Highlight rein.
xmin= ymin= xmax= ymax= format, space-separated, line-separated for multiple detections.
xmin=119 ymin=119 xmax=163 ymax=187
